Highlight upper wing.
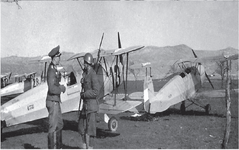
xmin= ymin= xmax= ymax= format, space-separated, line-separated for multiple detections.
xmin=113 ymin=45 xmax=145 ymax=55
xmin=196 ymin=53 xmax=238 ymax=62
xmin=67 ymin=49 xmax=115 ymax=61
xmin=25 ymin=72 xmax=36 ymax=78
xmin=67 ymin=52 xmax=86 ymax=61
xmin=178 ymin=53 xmax=238 ymax=63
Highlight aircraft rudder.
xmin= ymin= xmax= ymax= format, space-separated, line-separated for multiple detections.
xmin=143 ymin=75 xmax=154 ymax=113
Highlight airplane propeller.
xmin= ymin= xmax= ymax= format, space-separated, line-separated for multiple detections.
xmin=96 ymin=33 xmax=104 ymax=64
xmin=191 ymin=49 xmax=214 ymax=89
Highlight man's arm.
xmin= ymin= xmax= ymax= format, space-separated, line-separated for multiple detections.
xmin=83 ymin=73 xmax=100 ymax=99
xmin=47 ymin=69 xmax=65 ymax=94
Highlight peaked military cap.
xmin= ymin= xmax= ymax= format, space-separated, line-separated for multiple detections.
xmin=48 ymin=45 xmax=61 ymax=58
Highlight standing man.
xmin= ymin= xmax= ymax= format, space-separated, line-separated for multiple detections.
xmin=78 ymin=53 xmax=100 ymax=149
xmin=46 ymin=45 xmax=66 ymax=149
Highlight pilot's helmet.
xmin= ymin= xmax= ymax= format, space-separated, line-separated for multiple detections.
xmin=84 ymin=53 xmax=94 ymax=65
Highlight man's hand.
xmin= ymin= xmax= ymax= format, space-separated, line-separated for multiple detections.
xmin=60 ymin=85 xmax=66 ymax=93
xmin=80 ymin=78 xmax=84 ymax=84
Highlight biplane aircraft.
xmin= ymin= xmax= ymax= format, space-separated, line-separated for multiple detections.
xmin=1 ymin=57 xmax=82 ymax=131
xmin=67 ymin=32 xmax=145 ymax=131
xmin=1 ymin=33 xmax=145 ymax=132
xmin=1 ymin=72 xmax=39 ymax=98
xmin=129 ymin=49 xmax=238 ymax=116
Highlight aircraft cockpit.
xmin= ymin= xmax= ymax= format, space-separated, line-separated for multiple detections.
xmin=1 ymin=77 xmax=9 ymax=88
xmin=67 ymin=72 xmax=77 ymax=86
xmin=14 ymin=75 xmax=26 ymax=83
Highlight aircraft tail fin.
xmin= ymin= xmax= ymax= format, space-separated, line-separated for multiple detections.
xmin=143 ymin=74 xmax=154 ymax=113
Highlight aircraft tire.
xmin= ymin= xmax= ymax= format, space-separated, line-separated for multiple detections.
xmin=108 ymin=116 xmax=118 ymax=132
xmin=180 ymin=103 xmax=186 ymax=114
xmin=205 ymin=104 xmax=211 ymax=115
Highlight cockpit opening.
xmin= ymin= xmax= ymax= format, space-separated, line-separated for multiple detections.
xmin=67 ymin=72 xmax=77 ymax=86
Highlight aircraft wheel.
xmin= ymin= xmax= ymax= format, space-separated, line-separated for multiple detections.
xmin=205 ymin=104 xmax=211 ymax=115
xmin=180 ymin=103 xmax=186 ymax=114
xmin=108 ymin=117 xmax=118 ymax=132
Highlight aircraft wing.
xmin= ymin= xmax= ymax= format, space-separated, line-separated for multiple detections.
xmin=67 ymin=52 xmax=86 ymax=61
xmin=196 ymin=53 xmax=238 ymax=62
xmin=98 ymin=99 xmax=142 ymax=115
xmin=113 ymin=45 xmax=145 ymax=55
xmin=195 ymin=89 xmax=226 ymax=98
xmin=67 ymin=49 xmax=116 ymax=61
xmin=25 ymin=72 xmax=36 ymax=78
xmin=179 ymin=53 xmax=238 ymax=63
xmin=40 ymin=55 xmax=51 ymax=61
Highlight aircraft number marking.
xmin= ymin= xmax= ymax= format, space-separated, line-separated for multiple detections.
xmin=27 ymin=104 xmax=34 ymax=111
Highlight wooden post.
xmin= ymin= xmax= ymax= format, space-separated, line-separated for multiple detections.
xmin=221 ymin=59 xmax=231 ymax=149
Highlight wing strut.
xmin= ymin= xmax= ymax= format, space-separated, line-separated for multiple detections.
xmin=205 ymin=72 xmax=214 ymax=89
xmin=76 ymin=58 xmax=84 ymax=70
xmin=117 ymin=32 xmax=127 ymax=100
xmin=125 ymin=52 xmax=129 ymax=100
xmin=118 ymin=32 xmax=122 ymax=49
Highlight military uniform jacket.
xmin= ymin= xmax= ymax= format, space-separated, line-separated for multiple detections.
xmin=82 ymin=68 xmax=100 ymax=113
xmin=46 ymin=62 xmax=62 ymax=102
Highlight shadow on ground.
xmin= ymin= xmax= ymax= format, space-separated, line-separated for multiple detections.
xmin=23 ymin=143 xmax=79 ymax=149
xmin=96 ymin=128 xmax=120 ymax=139
xmin=121 ymin=108 xmax=225 ymax=122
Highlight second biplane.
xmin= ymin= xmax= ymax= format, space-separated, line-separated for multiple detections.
xmin=67 ymin=32 xmax=145 ymax=131
xmin=129 ymin=49 xmax=238 ymax=117
xmin=1 ymin=72 xmax=39 ymax=98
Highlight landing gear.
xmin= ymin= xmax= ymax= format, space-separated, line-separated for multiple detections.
xmin=180 ymin=101 xmax=186 ymax=114
xmin=108 ymin=117 xmax=118 ymax=132
xmin=205 ymin=104 xmax=211 ymax=115
xmin=180 ymin=100 xmax=211 ymax=115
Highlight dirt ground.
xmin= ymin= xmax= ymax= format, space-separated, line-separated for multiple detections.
xmin=1 ymin=79 xmax=238 ymax=149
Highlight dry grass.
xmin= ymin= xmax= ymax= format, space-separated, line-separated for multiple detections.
xmin=1 ymin=79 xmax=238 ymax=149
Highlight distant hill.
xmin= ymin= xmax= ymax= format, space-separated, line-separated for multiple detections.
xmin=129 ymin=45 xmax=238 ymax=79
xmin=1 ymin=45 xmax=238 ymax=80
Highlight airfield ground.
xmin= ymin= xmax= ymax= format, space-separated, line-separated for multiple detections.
xmin=1 ymin=79 xmax=238 ymax=149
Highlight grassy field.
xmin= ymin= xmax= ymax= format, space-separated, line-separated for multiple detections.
xmin=1 ymin=78 xmax=238 ymax=149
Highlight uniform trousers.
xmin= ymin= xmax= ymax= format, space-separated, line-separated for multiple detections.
xmin=78 ymin=109 xmax=96 ymax=137
xmin=46 ymin=100 xmax=64 ymax=133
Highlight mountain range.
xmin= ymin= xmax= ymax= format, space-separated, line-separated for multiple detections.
xmin=1 ymin=44 xmax=238 ymax=80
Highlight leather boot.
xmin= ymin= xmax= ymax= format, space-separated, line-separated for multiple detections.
xmin=48 ymin=132 xmax=56 ymax=149
xmin=56 ymin=130 xmax=62 ymax=149
xmin=86 ymin=134 xmax=93 ymax=149
xmin=79 ymin=134 xmax=86 ymax=149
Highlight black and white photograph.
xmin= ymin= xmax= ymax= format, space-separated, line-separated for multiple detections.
xmin=1 ymin=0 xmax=238 ymax=149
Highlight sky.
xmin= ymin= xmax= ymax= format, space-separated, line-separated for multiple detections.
xmin=1 ymin=1 xmax=238 ymax=57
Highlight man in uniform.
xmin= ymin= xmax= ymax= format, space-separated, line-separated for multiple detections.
xmin=78 ymin=53 xmax=100 ymax=149
xmin=46 ymin=45 xmax=66 ymax=149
